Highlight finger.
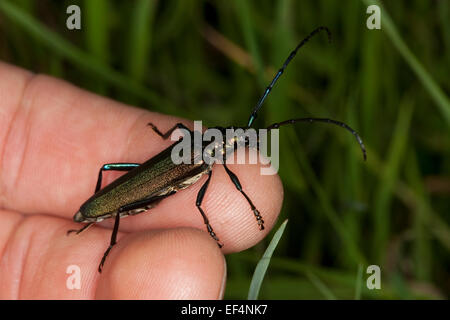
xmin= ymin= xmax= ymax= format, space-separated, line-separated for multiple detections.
xmin=0 ymin=211 xmax=225 ymax=299
xmin=0 ymin=62 xmax=184 ymax=216
xmin=111 ymin=157 xmax=283 ymax=253
xmin=95 ymin=228 xmax=226 ymax=299
xmin=0 ymin=62 xmax=284 ymax=252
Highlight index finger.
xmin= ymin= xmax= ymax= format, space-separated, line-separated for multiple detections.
xmin=0 ymin=62 xmax=283 ymax=252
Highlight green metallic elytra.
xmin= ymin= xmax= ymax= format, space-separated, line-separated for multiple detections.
xmin=74 ymin=141 xmax=209 ymax=223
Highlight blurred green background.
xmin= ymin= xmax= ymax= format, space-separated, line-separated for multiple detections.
xmin=0 ymin=0 xmax=449 ymax=299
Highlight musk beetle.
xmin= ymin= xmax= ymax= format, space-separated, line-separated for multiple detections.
xmin=68 ymin=26 xmax=367 ymax=272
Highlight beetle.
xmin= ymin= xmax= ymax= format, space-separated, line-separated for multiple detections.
xmin=68 ymin=26 xmax=366 ymax=273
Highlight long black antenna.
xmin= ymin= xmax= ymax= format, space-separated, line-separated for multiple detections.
xmin=246 ymin=26 xmax=331 ymax=128
xmin=266 ymin=118 xmax=367 ymax=161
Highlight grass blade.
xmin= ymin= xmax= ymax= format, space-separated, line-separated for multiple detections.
xmin=84 ymin=0 xmax=110 ymax=62
xmin=83 ymin=0 xmax=110 ymax=93
xmin=355 ymin=264 xmax=363 ymax=300
xmin=248 ymin=219 xmax=288 ymax=300
xmin=305 ymin=271 xmax=337 ymax=300
xmin=362 ymin=0 xmax=450 ymax=126
xmin=373 ymin=101 xmax=414 ymax=261
xmin=126 ymin=0 xmax=157 ymax=82
xmin=233 ymin=1 xmax=265 ymax=87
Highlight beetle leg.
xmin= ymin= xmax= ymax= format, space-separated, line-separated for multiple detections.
xmin=148 ymin=122 xmax=191 ymax=140
xmin=97 ymin=192 xmax=176 ymax=273
xmin=98 ymin=212 xmax=121 ymax=273
xmin=67 ymin=222 xmax=94 ymax=236
xmin=95 ymin=163 xmax=140 ymax=193
xmin=222 ymin=162 xmax=265 ymax=230
xmin=196 ymin=170 xmax=223 ymax=247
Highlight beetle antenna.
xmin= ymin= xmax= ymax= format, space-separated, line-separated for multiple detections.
xmin=246 ymin=26 xmax=331 ymax=128
xmin=266 ymin=118 xmax=367 ymax=161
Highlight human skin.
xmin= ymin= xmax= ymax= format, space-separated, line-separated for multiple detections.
xmin=0 ymin=62 xmax=283 ymax=299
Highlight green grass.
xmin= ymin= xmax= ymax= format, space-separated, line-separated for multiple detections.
xmin=0 ymin=0 xmax=448 ymax=299
xmin=355 ymin=264 xmax=363 ymax=300
xmin=362 ymin=0 xmax=450 ymax=127
xmin=0 ymin=0 xmax=175 ymax=113
xmin=248 ymin=219 xmax=288 ymax=300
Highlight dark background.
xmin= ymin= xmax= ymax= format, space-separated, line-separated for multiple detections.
xmin=0 ymin=0 xmax=448 ymax=299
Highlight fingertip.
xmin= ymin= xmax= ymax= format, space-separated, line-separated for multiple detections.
xmin=95 ymin=227 xmax=226 ymax=300
xmin=202 ymin=158 xmax=284 ymax=253
xmin=115 ymin=150 xmax=285 ymax=254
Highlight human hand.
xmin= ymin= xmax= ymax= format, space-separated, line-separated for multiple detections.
xmin=0 ymin=62 xmax=283 ymax=299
